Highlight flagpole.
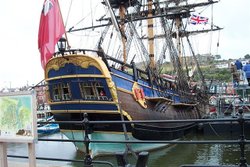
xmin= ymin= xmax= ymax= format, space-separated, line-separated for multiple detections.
xmin=57 ymin=0 xmax=71 ymax=49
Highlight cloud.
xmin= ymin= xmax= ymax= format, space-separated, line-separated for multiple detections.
xmin=0 ymin=0 xmax=44 ymax=88
xmin=213 ymin=0 xmax=250 ymax=59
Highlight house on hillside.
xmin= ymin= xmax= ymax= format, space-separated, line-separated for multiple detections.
xmin=215 ymin=63 xmax=229 ymax=69
xmin=181 ymin=53 xmax=214 ymax=66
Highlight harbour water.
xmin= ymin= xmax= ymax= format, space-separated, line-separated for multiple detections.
xmin=7 ymin=132 xmax=250 ymax=167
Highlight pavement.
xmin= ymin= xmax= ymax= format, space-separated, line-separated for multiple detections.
xmin=8 ymin=161 xmax=71 ymax=167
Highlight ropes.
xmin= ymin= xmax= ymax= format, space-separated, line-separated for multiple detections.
xmin=64 ymin=0 xmax=73 ymax=27
xmin=114 ymin=83 xmax=138 ymax=160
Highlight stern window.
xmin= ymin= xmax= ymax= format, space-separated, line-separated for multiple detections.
xmin=53 ymin=85 xmax=60 ymax=101
xmin=52 ymin=83 xmax=71 ymax=101
xmin=62 ymin=83 xmax=71 ymax=100
xmin=80 ymin=82 xmax=108 ymax=101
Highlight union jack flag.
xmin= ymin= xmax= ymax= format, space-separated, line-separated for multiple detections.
xmin=189 ymin=14 xmax=209 ymax=25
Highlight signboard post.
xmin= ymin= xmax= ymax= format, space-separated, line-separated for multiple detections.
xmin=0 ymin=142 xmax=7 ymax=167
xmin=0 ymin=91 xmax=37 ymax=167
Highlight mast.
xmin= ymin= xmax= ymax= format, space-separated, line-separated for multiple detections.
xmin=119 ymin=4 xmax=127 ymax=67
xmin=147 ymin=0 xmax=155 ymax=69
xmin=173 ymin=0 xmax=184 ymax=70
xmin=175 ymin=16 xmax=182 ymax=65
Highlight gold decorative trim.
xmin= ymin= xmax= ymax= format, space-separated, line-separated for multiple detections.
xmin=132 ymin=82 xmax=147 ymax=108
xmin=45 ymin=74 xmax=106 ymax=81
xmin=106 ymin=78 xmax=118 ymax=103
xmin=117 ymin=109 xmax=133 ymax=121
xmin=45 ymin=55 xmax=110 ymax=79
xmin=48 ymin=100 xmax=116 ymax=105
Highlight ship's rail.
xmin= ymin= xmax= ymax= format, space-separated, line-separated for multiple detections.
xmin=7 ymin=108 xmax=250 ymax=167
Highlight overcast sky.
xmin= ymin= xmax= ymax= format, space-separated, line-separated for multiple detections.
xmin=0 ymin=0 xmax=250 ymax=88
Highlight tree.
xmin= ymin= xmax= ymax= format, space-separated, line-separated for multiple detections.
xmin=244 ymin=54 xmax=250 ymax=59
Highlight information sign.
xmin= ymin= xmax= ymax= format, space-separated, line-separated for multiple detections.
xmin=0 ymin=91 xmax=37 ymax=143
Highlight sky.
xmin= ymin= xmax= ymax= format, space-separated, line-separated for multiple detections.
xmin=0 ymin=0 xmax=250 ymax=88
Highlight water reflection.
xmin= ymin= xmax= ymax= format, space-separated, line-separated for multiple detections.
xmin=7 ymin=132 xmax=250 ymax=167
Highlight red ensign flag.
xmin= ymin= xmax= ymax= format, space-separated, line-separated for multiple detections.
xmin=38 ymin=0 xmax=65 ymax=69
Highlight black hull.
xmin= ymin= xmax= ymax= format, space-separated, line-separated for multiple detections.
xmin=53 ymin=113 xmax=132 ymax=132
xmin=132 ymin=123 xmax=197 ymax=140
xmin=53 ymin=112 xmax=198 ymax=141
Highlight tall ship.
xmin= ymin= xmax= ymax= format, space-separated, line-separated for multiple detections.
xmin=38 ymin=0 xmax=221 ymax=156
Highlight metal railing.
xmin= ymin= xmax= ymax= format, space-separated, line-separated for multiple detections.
xmin=8 ymin=108 xmax=250 ymax=167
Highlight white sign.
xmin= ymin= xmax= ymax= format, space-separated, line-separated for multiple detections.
xmin=0 ymin=91 xmax=37 ymax=143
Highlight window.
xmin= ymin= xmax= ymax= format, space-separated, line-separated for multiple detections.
xmin=52 ymin=85 xmax=60 ymax=101
xmin=80 ymin=82 xmax=95 ymax=100
xmin=62 ymin=83 xmax=71 ymax=100
xmin=52 ymin=83 xmax=71 ymax=101
xmin=80 ymin=82 xmax=108 ymax=101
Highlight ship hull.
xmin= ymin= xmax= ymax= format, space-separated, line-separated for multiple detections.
xmin=51 ymin=88 xmax=200 ymax=140
xmin=45 ymin=53 xmax=205 ymax=156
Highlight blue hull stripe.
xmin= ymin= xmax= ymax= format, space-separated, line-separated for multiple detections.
xmin=51 ymin=103 xmax=118 ymax=110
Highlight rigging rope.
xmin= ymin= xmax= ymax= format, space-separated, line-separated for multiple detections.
xmin=156 ymin=2 xmax=190 ymax=96
xmin=114 ymin=82 xmax=138 ymax=160
xmin=216 ymin=30 xmax=221 ymax=55
xmin=90 ymin=0 xmax=94 ymax=28
xmin=67 ymin=2 xmax=99 ymax=32
xmin=96 ymin=23 xmax=111 ymax=49
xmin=207 ymin=2 xmax=214 ymax=55
xmin=64 ymin=0 xmax=73 ymax=27
xmin=128 ymin=22 xmax=150 ymax=68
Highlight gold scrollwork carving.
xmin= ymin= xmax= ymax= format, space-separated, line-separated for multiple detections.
xmin=45 ymin=55 xmax=103 ymax=78
xmin=106 ymin=78 xmax=118 ymax=103
xmin=132 ymin=82 xmax=147 ymax=108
